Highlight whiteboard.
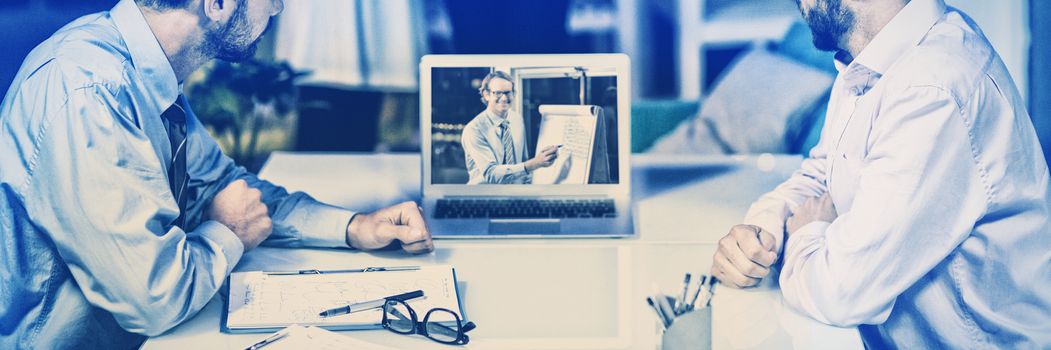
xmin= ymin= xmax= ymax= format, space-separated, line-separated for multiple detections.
xmin=532 ymin=105 xmax=602 ymax=184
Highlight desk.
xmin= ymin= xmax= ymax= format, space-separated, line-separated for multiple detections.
xmin=144 ymin=153 xmax=862 ymax=350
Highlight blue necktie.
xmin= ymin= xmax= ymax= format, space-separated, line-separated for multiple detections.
xmin=499 ymin=122 xmax=515 ymax=164
xmin=161 ymin=97 xmax=189 ymax=228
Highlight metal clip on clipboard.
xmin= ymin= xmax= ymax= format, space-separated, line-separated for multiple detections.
xmin=263 ymin=266 xmax=421 ymax=276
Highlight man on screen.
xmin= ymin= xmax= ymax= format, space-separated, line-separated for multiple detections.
xmin=461 ymin=71 xmax=558 ymax=184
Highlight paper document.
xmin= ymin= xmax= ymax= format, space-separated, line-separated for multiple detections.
xmin=225 ymin=265 xmax=462 ymax=332
xmin=532 ymin=105 xmax=602 ymax=184
xmin=244 ymin=325 xmax=398 ymax=350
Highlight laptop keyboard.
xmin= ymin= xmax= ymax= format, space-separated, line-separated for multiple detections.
xmin=434 ymin=198 xmax=617 ymax=219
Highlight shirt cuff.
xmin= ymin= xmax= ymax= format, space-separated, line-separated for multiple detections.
xmin=294 ymin=201 xmax=357 ymax=248
xmin=784 ymin=220 xmax=831 ymax=263
xmin=196 ymin=220 xmax=245 ymax=274
xmin=743 ymin=213 xmax=788 ymax=254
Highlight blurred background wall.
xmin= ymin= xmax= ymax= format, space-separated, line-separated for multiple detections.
xmin=1 ymin=0 xmax=1046 ymax=169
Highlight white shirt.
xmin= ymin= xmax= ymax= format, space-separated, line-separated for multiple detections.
xmin=742 ymin=0 xmax=1051 ymax=347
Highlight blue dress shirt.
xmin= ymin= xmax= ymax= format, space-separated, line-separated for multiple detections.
xmin=0 ymin=0 xmax=356 ymax=348
xmin=742 ymin=0 xmax=1051 ymax=348
xmin=461 ymin=109 xmax=530 ymax=184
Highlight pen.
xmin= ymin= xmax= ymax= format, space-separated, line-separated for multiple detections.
xmin=654 ymin=293 xmax=677 ymax=326
xmin=266 ymin=266 xmax=420 ymax=276
xmin=675 ymin=273 xmax=691 ymax=315
xmin=319 ymin=290 xmax=424 ymax=317
xmin=646 ymin=296 xmax=671 ymax=328
xmin=687 ymin=275 xmax=707 ymax=311
xmin=703 ymin=278 xmax=719 ymax=307
xmin=245 ymin=327 xmax=290 ymax=350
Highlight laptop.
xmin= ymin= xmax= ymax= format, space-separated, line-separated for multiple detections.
xmin=420 ymin=54 xmax=635 ymax=238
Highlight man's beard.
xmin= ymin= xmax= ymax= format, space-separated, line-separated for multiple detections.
xmin=204 ymin=3 xmax=264 ymax=62
xmin=801 ymin=0 xmax=854 ymax=52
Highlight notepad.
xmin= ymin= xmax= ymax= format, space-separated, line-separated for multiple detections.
xmin=223 ymin=265 xmax=463 ymax=333
xmin=244 ymin=325 xmax=398 ymax=350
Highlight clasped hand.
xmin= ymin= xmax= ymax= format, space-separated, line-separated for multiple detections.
xmin=786 ymin=193 xmax=838 ymax=237
xmin=711 ymin=193 xmax=838 ymax=289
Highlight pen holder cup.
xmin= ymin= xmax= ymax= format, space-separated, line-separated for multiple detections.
xmin=660 ymin=307 xmax=712 ymax=350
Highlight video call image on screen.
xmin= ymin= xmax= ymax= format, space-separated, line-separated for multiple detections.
xmin=430 ymin=66 xmax=620 ymax=185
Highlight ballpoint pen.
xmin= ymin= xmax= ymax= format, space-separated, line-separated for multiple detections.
xmin=646 ymin=296 xmax=671 ymax=328
xmin=245 ymin=327 xmax=290 ymax=350
xmin=703 ymin=278 xmax=718 ymax=307
xmin=675 ymin=273 xmax=691 ymax=315
xmin=654 ymin=295 xmax=677 ymax=326
xmin=686 ymin=275 xmax=707 ymax=311
xmin=266 ymin=266 xmax=420 ymax=276
xmin=649 ymin=283 xmax=678 ymax=324
xmin=319 ymin=290 xmax=424 ymax=317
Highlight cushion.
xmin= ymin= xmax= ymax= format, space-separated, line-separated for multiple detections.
xmin=650 ymin=48 xmax=833 ymax=154
xmin=631 ymin=100 xmax=700 ymax=153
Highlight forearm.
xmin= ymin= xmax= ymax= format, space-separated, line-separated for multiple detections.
xmin=742 ymin=157 xmax=829 ymax=253
xmin=256 ymin=187 xmax=356 ymax=248
xmin=184 ymin=119 xmax=354 ymax=248
xmin=27 ymin=164 xmax=245 ymax=336
xmin=481 ymin=162 xmax=529 ymax=184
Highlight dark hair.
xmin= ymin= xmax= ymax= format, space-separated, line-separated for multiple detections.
xmin=136 ymin=0 xmax=194 ymax=10
xmin=478 ymin=71 xmax=513 ymax=105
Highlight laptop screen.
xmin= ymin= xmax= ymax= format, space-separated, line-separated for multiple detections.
xmin=429 ymin=65 xmax=622 ymax=186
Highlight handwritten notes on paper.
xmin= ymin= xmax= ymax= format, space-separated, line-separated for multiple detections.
xmin=532 ymin=105 xmax=602 ymax=184
xmin=244 ymin=325 xmax=398 ymax=350
xmin=225 ymin=265 xmax=460 ymax=331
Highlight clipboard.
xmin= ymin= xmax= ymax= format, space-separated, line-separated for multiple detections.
xmin=221 ymin=265 xmax=465 ymax=334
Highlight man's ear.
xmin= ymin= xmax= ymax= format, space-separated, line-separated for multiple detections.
xmin=201 ymin=0 xmax=228 ymax=22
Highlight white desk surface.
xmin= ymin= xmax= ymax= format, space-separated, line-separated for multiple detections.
xmin=143 ymin=152 xmax=862 ymax=350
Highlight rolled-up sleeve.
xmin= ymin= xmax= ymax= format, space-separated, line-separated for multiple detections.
xmin=742 ymin=130 xmax=832 ymax=254
xmin=19 ymin=81 xmax=242 ymax=336
xmin=778 ymin=86 xmax=987 ymax=327
xmin=179 ymin=101 xmax=356 ymax=249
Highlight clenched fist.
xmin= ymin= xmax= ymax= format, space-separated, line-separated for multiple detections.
xmin=711 ymin=224 xmax=779 ymax=288
xmin=207 ymin=179 xmax=272 ymax=251
xmin=346 ymin=201 xmax=433 ymax=254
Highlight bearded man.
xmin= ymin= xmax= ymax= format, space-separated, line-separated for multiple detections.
xmin=710 ymin=0 xmax=1051 ymax=347
xmin=0 ymin=1 xmax=434 ymax=348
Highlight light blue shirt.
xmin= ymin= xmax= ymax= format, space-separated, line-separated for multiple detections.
xmin=0 ymin=0 xmax=357 ymax=348
xmin=461 ymin=109 xmax=530 ymax=184
xmin=743 ymin=0 xmax=1051 ymax=348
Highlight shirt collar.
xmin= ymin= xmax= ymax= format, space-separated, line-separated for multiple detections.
xmin=836 ymin=0 xmax=945 ymax=74
xmin=832 ymin=0 xmax=945 ymax=96
xmin=110 ymin=0 xmax=180 ymax=109
xmin=485 ymin=109 xmax=510 ymax=129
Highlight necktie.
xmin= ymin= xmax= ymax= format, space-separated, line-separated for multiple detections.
xmin=499 ymin=121 xmax=515 ymax=164
xmin=161 ymin=97 xmax=189 ymax=228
